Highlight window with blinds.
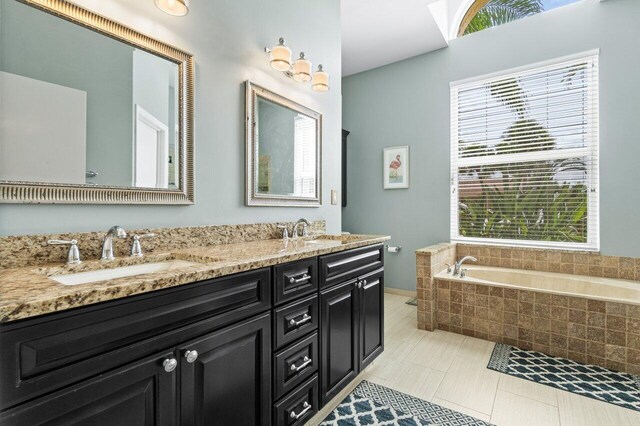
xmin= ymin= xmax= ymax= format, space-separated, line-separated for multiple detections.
xmin=293 ymin=115 xmax=317 ymax=197
xmin=450 ymin=53 xmax=599 ymax=250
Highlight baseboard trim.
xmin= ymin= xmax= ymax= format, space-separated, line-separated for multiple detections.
xmin=384 ymin=287 xmax=416 ymax=298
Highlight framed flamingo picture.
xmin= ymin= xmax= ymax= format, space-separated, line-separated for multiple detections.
xmin=383 ymin=146 xmax=409 ymax=189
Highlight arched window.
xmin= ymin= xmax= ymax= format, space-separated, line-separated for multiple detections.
xmin=458 ymin=0 xmax=582 ymax=37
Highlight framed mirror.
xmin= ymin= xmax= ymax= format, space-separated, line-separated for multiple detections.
xmin=245 ymin=82 xmax=322 ymax=207
xmin=0 ymin=0 xmax=194 ymax=204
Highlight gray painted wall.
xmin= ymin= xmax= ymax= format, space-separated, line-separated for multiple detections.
xmin=0 ymin=0 xmax=342 ymax=235
xmin=342 ymin=0 xmax=640 ymax=290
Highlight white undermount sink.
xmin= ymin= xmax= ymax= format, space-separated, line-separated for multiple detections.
xmin=50 ymin=260 xmax=200 ymax=286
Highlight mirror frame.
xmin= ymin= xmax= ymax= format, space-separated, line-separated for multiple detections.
xmin=0 ymin=0 xmax=195 ymax=204
xmin=245 ymin=81 xmax=322 ymax=207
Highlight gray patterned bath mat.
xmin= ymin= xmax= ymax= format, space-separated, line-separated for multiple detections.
xmin=488 ymin=343 xmax=640 ymax=412
xmin=320 ymin=380 xmax=493 ymax=425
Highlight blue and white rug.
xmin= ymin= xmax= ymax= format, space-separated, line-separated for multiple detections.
xmin=320 ymin=380 xmax=493 ymax=425
xmin=488 ymin=343 xmax=640 ymax=412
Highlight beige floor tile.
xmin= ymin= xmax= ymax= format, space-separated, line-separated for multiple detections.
xmin=405 ymin=330 xmax=467 ymax=372
xmin=431 ymin=397 xmax=492 ymax=422
xmin=433 ymin=337 xmax=501 ymax=414
xmin=556 ymin=389 xmax=640 ymax=426
xmin=380 ymin=360 xmax=445 ymax=401
xmin=491 ymin=390 xmax=559 ymax=426
xmin=498 ymin=374 xmax=558 ymax=406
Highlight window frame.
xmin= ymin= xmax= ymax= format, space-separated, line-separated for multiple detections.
xmin=449 ymin=51 xmax=600 ymax=251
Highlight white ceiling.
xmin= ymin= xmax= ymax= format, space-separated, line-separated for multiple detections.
xmin=341 ymin=0 xmax=483 ymax=76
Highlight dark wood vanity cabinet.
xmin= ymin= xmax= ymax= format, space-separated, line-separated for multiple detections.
xmin=180 ymin=313 xmax=272 ymax=426
xmin=0 ymin=350 xmax=178 ymax=426
xmin=0 ymin=244 xmax=384 ymax=425
xmin=318 ymin=246 xmax=385 ymax=406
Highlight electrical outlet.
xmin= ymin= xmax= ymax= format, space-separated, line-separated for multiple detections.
xmin=331 ymin=190 xmax=338 ymax=205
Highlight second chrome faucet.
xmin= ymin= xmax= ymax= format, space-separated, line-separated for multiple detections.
xmin=101 ymin=226 xmax=127 ymax=261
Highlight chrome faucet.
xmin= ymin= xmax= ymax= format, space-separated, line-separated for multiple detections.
xmin=101 ymin=226 xmax=127 ymax=261
xmin=292 ymin=219 xmax=310 ymax=239
xmin=453 ymin=256 xmax=477 ymax=276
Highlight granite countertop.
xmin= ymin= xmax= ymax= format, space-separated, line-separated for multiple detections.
xmin=0 ymin=234 xmax=389 ymax=323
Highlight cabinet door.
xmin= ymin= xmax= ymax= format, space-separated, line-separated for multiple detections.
xmin=319 ymin=279 xmax=359 ymax=406
xmin=180 ymin=312 xmax=271 ymax=426
xmin=359 ymin=268 xmax=384 ymax=370
xmin=0 ymin=350 xmax=176 ymax=426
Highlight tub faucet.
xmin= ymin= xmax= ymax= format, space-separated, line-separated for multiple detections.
xmin=453 ymin=256 xmax=477 ymax=276
xmin=101 ymin=226 xmax=127 ymax=261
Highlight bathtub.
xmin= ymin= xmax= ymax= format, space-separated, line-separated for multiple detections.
xmin=435 ymin=265 xmax=640 ymax=306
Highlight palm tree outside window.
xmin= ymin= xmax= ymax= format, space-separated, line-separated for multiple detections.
xmin=459 ymin=0 xmax=583 ymax=37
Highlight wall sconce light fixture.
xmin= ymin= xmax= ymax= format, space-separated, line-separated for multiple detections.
xmin=265 ymin=38 xmax=330 ymax=92
xmin=155 ymin=0 xmax=190 ymax=16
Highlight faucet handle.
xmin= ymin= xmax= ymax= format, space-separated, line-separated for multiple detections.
xmin=302 ymin=223 xmax=309 ymax=237
xmin=48 ymin=239 xmax=81 ymax=265
xmin=445 ymin=263 xmax=452 ymax=274
xmin=130 ymin=234 xmax=156 ymax=257
xmin=277 ymin=225 xmax=289 ymax=240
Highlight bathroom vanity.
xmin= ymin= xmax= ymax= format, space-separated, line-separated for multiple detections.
xmin=0 ymin=236 xmax=386 ymax=425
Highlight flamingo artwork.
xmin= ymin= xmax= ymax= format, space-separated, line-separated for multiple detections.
xmin=389 ymin=154 xmax=402 ymax=179
xmin=384 ymin=146 xmax=409 ymax=189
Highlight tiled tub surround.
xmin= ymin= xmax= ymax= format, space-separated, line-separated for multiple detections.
xmin=0 ymin=220 xmax=327 ymax=270
xmin=416 ymin=243 xmax=640 ymax=375
xmin=416 ymin=243 xmax=455 ymax=331
xmin=0 ymin=222 xmax=389 ymax=323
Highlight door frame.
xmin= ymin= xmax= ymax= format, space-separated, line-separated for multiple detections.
xmin=134 ymin=104 xmax=169 ymax=188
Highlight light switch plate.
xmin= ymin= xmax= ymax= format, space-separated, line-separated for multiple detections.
xmin=331 ymin=190 xmax=338 ymax=205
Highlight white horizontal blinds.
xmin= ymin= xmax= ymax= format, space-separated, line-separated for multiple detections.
xmin=294 ymin=115 xmax=317 ymax=197
xmin=451 ymin=54 xmax=599 ymax=250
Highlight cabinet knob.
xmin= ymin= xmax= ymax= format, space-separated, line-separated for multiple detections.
xmin=357 ymin=281 xmax=362 ymax=289
xmin=185 ymin=350 xmax=199 ymax=363
xmin=163 ymin=358 xmax=177 ymax=372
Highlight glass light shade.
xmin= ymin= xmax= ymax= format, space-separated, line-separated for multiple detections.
xmin=155 ymin=0 xmax=189 ymax=16
xmin=293 ymin=53 xmax=312 ymax=83
xmin=312 ymin=65 xmax=330 ymax=92
xmin=270 ymin=39 xmax=292 ymax=72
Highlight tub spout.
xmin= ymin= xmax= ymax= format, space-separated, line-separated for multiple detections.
xmin=453 ymin=256 xmax=477 ymax=276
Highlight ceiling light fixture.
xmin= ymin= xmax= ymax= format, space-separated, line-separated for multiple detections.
xmin=264 ymin=38 xmax=329 ymax=93
xmin=155 ymin=0 xmax=190 ymax=17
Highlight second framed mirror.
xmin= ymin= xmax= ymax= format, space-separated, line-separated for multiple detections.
xmin=245 ymin=81 xmax=322 ymax=207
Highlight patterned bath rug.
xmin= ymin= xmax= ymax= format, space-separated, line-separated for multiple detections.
xmin=488 ymin=343 xmax=640 ymax=412
xmin=320 ymin=380 xmax=493 ymax=425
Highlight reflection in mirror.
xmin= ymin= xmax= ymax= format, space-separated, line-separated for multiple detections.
xmin=246 ymin=82 xmax=322 ymax=207
xmin=256 ymin=98 xmax=317 ymax=198
xmin=0 ymin=0 xmax=179 ymax=190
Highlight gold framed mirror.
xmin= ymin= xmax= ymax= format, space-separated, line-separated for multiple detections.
xmin=0 ymin=0 xmax=194 ymax=204
xmin=245 ymin=81 xmax=322 ymax=207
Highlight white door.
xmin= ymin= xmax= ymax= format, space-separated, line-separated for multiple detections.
xmin=134 ymin=105 xmax=169 ymax=188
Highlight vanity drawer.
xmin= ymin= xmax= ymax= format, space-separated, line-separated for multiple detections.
xmin=273 ymin=294 xmax=319 ymax=350
xmin=274 ymin=332 xmax=318 ymax=400
xmin=320 ymin=244 xmax=384 ymax=289
xmin=0 ymin=268 xmax=271 ymax=410
xmin=274 ymin=258 xmax=318 ymax=306
xmin=273 ymin=374 xmax=318 ymax=426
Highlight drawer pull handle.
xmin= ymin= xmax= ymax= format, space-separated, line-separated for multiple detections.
xmin=289 ymin=274 xmax=311 ymax=284
xmin=290 ymin=402 xmax=311 ymax=420
xmin=185 ymin=350 xmax=198 ymax=363
xmin=289 ymin=313 xmax=311 ymax=327
xmin=290 ymin=356 xmax=312 ymax=372
xmin=163 ymin=358 xmax=177 ymax=373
